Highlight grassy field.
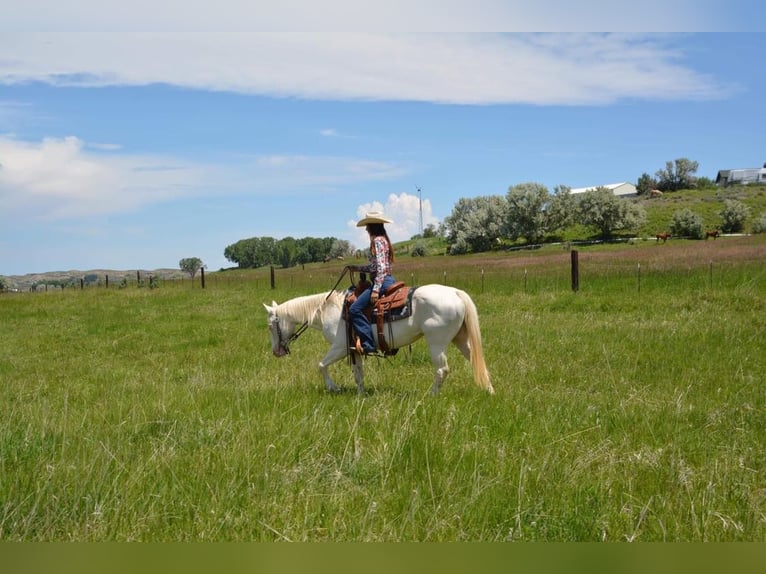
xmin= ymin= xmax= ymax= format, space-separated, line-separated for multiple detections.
xmin=1 ymin=235 xmax=765 ymax=541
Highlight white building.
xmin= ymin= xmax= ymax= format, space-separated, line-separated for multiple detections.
xmin=715 ymin=164 xmax=766 ymax=186
xmin=569 ymin=182 xmax=637 ymax=198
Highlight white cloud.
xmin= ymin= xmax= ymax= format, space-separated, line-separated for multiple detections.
xmin=0 ymin=136 xmax=211 ymax=220
xmin=0 ymin=33 xmax=727 ymax=105
xmin=0 ymin=135 xmax=410 ymax=222
xmin=2 ymin=1 xmax=726 ymax=33
xmin=349 ymin=192 xmax=439 ymax=248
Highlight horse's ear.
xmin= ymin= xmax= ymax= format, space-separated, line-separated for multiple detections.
xmin=271 ymin=300 xmax=278 ymax=308
xmin=263 ymin=303 xmax=272 ymax=312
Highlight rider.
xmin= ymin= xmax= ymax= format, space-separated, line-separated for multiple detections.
xmin=347 ymin=211 xmax=397 ymax=355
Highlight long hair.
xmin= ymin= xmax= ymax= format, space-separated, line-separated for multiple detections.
xmin=366 ymin=223 xmax=395 ymax=263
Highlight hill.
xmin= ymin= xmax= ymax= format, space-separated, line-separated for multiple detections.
xmin=395 ymin=184 xmax=766 ymax=255
xmin=2 ymin=268 xmax=187 ymax=292
xmin=635 ymin=184 xmax=766 ymax=236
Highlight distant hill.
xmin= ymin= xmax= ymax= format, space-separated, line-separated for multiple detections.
xmin=2 ymin=268 xmax=187 ymax=292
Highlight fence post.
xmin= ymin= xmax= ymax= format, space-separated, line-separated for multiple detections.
xmin=200 ymin=267 xmax=206 ymax=289
xmin=571 ymin=250 xmax=579 ymax=292
xmin=637 ymin=263 xmax=641 ymax=293
xmin=105 ymin=274 xmax=109 ymax=289
xmin=270 ymin=266 xmax=275 ymax=289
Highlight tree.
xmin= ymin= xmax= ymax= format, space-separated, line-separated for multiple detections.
xmin=636 ymin=172 xmax=657 ymax=195
xmin=329 ymin=239 xmax=353 ymax=259
xmin=655 ymin=158 xmax=699 ymax=192
xmin=547 ymin=185 xmax=576 ymax=236
xmin=504 ymin=183 xmax=549 ymax=244
xmin=179 ymin=257 xmax=204 ymax=279
xmin=422 ymin=224 xmax=438 ymax=238
xmin=577 ymin=187 xmax=646 ymax=238
xmin=276 ymin=237 xmax=297 ymax=269
xmin=224 ymin=238 xmax=257 ymax=268
xmin=719 ymin=199 xmax=750 ymax=233
xmin=444 ymin=195 xmax=506 ymax=254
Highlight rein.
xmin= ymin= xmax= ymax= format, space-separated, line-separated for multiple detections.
xmin=274 ymin=317 xmax=310 ymax=354
xmin=274 ymin=267 xmax=349 ymax=354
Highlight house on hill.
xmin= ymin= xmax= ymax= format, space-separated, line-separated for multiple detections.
xmin=715 ymin=164 xmax=766 ymax=186
xmin=569 ymin=182 xmax=637 ymax=198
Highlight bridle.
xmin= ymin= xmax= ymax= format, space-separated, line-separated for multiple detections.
xmin=270 ymin=314 xmax=309 ymax=355
xmin=269 ymin=266 xmax=350 ymax=355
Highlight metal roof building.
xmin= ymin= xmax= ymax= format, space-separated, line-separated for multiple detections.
xmin=715 ymin=164 xmax=766 ymax=186
xmin=569 ymin=182 xmax=637 ymax=198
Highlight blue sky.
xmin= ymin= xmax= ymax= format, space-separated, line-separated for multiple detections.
xmin=1 ymin=6 xmax=764 ymax=275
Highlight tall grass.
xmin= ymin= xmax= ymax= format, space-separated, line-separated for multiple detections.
xmin=1 ymin=240 xmax=764 ymax=541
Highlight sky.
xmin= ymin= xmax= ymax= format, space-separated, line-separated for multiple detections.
xmin=1 ymin=2 xmax=764 ymax=276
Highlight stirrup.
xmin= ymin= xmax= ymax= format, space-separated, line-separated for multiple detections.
xmin=350 ymin=338 xmax=380 ymax=357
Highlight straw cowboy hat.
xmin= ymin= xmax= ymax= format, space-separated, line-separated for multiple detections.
xmin=356 ymin=211 xmax=393 ymax=227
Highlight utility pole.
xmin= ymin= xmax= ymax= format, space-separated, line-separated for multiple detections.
xmin=415 ymin=185 xmax=423 ymax=237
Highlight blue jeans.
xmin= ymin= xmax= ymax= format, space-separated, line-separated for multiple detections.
xmin=349 ymin=274 xmax=396 ymax=352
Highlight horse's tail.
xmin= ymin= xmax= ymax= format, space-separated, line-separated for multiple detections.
xmin=456 ymin=289 xmax=494 ymax=395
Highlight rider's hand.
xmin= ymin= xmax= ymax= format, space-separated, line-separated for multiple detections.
xmin=370 ymin=291 xmax=379 ymax=304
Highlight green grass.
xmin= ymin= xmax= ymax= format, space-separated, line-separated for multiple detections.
xmin=1 ymin=239 xmax=765 ymax=541
xmin=636 ymin=184 xmax=766 ymax=235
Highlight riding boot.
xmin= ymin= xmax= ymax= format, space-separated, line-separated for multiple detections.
xmin=349 ymin=290 xmax=377 ymax=354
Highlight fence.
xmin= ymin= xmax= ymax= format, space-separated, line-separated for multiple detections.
xmin=15 ymin=238 xmax=765 ymax=297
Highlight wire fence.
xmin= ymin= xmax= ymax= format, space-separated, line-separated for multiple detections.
xmin=14 ymin=243 xmax=765 ymax=298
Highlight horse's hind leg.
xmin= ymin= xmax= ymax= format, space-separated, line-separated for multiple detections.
xmin=351 ymin=359 xmax=366 ymax=396
xmin=452 ymin=324 xmax=472 ymax=362
xmin=428 ymin=344 xmax=450 ymax=395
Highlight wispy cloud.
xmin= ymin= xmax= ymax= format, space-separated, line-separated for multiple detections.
xmin=0 ymin=135 xmax=409 ymax=221
xmin=0 ymin=1 xmax=730 ymax=33
xmin=0 ymin=33 xmax=729 ymax=105
xmin=320 ymin=128 xmax=356 ymax=139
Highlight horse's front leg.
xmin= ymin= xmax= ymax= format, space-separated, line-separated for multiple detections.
xmin=318 ymin=344 xmax=347 ymax=393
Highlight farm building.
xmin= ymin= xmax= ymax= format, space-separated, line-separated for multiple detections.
xmin=569 ymin=182 xmax=637 ymax=198
xmin=715 ymin=164 xmax=766 ymax=186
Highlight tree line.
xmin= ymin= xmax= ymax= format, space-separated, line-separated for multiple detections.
xmin=223 ymin=236 xmax=355 ymax=269
xmin=443 ymin=183 xmax=647 ymax=254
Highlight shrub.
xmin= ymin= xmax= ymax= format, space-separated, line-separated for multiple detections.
xmin=752 ymin=212 xmax=766 ymax=234
xmin=719 ymin=199 xmax=750 ymax=233
xmin=448 ymin=237 xmax=469 ymax=255
xmin=411 ymin=244 xmax=426 ymax=257
xmin=670 ymin=208 xmax=705 ymax=239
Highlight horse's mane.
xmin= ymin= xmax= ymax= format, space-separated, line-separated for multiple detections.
xmin=278 ymin=291 xmax=345 ymax=324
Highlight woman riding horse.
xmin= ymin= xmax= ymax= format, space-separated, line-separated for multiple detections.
xmin=347 ymin=211 xmax=397 ymax=355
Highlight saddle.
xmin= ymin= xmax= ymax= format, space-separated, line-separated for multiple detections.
xmin=344 ymin=280 xmax=416 ymax=355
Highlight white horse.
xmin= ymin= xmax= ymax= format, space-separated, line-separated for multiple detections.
xmin=263 ymin=284 xmax=494 ymax=396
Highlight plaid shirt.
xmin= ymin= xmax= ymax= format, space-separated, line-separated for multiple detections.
xmin=360 ymin=236 xmax=393 ymax=293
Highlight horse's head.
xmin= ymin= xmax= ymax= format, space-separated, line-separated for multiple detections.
xmin=264 ymin=301 xmax=294 ymax=357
